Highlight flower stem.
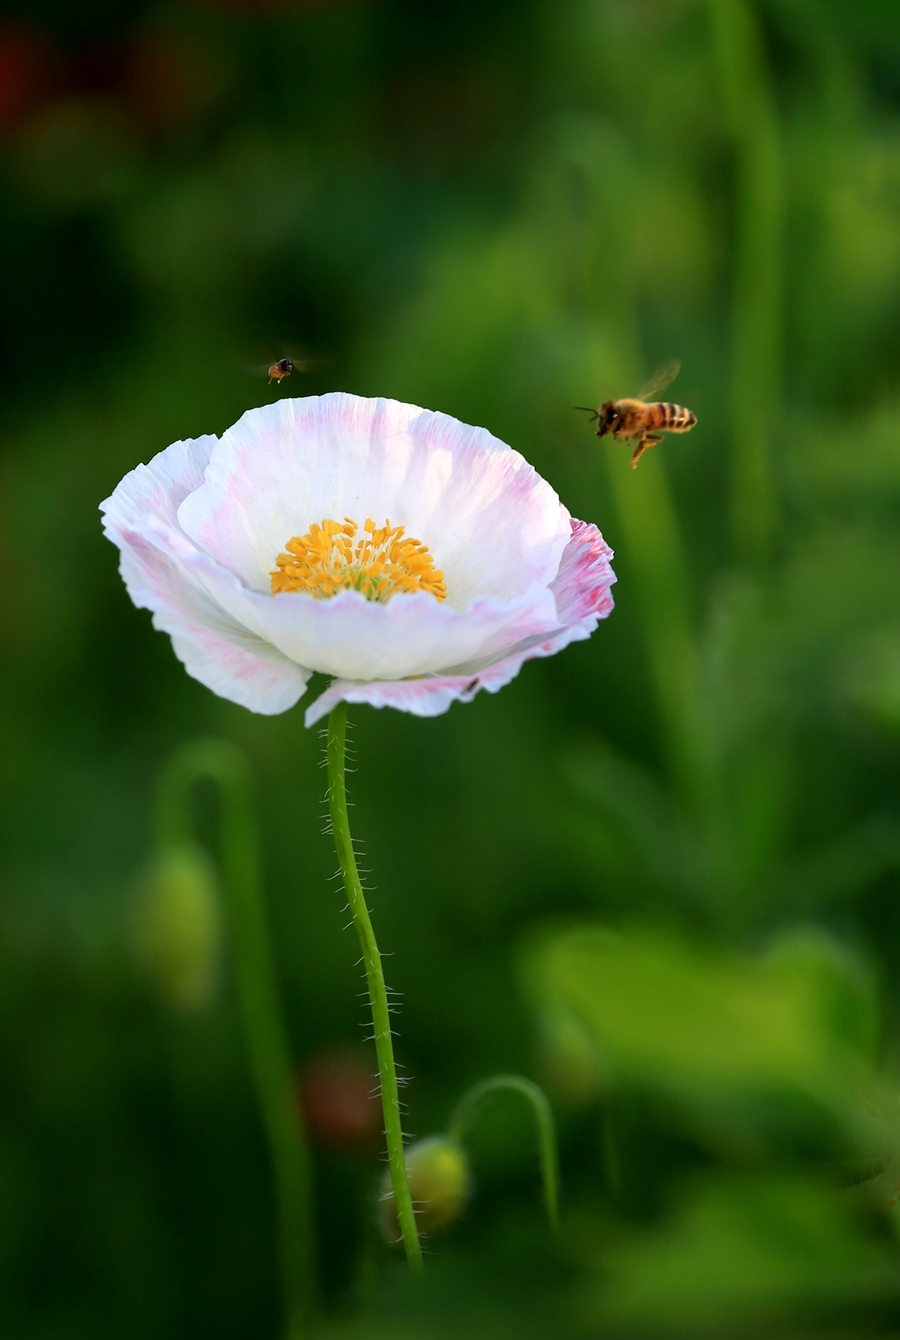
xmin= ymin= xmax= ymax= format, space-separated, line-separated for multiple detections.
xmin=157 ymin=740 xmax=318 ymax=1338
xmin=325 ymin=704 xmax=424 ymax=1272
xmin=448 ymin=1074 xmax=560 ymax=1235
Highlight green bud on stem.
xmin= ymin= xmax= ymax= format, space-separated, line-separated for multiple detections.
xmin=379 ymin=1136 xmax=470 ymax=1243
xmin=134 ymin=840 xmax=222 ymax=1009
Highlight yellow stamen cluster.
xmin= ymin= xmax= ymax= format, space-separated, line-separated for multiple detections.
xmin=271 ymin=517 xmax=447 ymax=603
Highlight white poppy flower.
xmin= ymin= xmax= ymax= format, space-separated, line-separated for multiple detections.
xmin=100 ymin=394 xmax=615 ymax=726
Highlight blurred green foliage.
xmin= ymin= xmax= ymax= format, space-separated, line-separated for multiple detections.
xmin=2 ymin=0 xmax=900 ymax=1336
xmin=525 ymin=925 xmax=878 ymax=1116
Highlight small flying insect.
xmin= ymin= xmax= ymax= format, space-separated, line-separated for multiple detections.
xmin=576 ymin=361 xmax=697 ymax=468
xmin=265 ymin=355 xmax=323 ymax=385
xmin=268 ymin=357 xmax=298 ymax=384
xmin=247 ymin=349 xmax=328 ymax=387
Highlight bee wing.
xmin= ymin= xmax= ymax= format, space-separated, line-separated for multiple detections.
xmin=246 ymin=354 xmax=329 ymax=378
xmin=638 ymin=359 xmax=680 ymax=401
xmin=288 ymin=355 xmax=329 ymax=373
xmin=273 ymin=338 xmax=330 ymax=372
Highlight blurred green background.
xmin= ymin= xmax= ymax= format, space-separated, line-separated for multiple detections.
xmin=3 ymin=0 xmax=900 ymax=1335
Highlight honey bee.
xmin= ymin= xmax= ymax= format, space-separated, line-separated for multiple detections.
xmin=576 ymin=361 xmax=697 ymax=467
xmin=266 ymin=356 xmax=323 ymax=384
xmin=247 ymin=349 xmax=328 ymax=385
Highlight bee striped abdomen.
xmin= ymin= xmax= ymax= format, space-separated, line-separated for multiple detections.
xmin=656 ymin=403 xmax=696 ymax=432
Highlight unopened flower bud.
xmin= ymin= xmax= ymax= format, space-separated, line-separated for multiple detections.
xmin=133 ymin=842 xmax=222 ymax=1009
xmin=378 ymin=1136 xmax=470 ymax=1243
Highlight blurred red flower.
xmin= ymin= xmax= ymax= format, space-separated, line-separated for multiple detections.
xmin=297 ymin=1050 xmax=382 ymax=1154
xmin=0 ymin=25 xmax=58 ymax=130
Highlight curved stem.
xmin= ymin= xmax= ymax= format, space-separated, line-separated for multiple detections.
xmin=448 ymin=1074 xmax=560 ymax=1235
xmin=157 ymin=740 xmax=318 ymax=1339
xmin=325 ymin=705 xmax=424 ymax=1272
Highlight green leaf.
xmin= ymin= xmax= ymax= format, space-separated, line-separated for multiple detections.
xmin=581 ymin=1173 xmax=898 ymax=1330
xmin=523 ymin=924 xmax=877 ymax=1125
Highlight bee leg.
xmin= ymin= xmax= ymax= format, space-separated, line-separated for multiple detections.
xmin=630 ymin=434 xmax=662 ymax=468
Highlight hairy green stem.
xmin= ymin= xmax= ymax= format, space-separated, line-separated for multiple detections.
xmin=157 ymin=740 xmax=317 ymax=1339
xmin=325 ymin=704 xmax=424 ymax=1271
xmin=448 ymin=1074 xmax=560 ymax=1234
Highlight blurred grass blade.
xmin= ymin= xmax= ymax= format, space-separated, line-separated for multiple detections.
xmin=709 ymin=0 xmax=784 ymax=564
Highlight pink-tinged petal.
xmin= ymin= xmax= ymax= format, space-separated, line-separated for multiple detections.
xmin=116 ymin=529 xmax=309 ymax=714
xmin=158 ymin=593 xmax=310 ymax=714
xmin=550 ymin=519 xmax=616 ymax=630
xmin=175 ymin=394 xmax=571 ymax=606
xmin=101 ymin=440 xmax=309 ymax=715
xmin=304 ymin=673 xmax=486 ymax=727
xmin=101 ymin=435 xmax=216 ymax=538
xmin=304 ymin=645 xmax=551 ymax=728
xmin=303 ymin=520 xmax=616 ymax=727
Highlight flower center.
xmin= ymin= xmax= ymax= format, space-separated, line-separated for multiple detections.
xmin=271 ymin=517 xmax=447 ymax=603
